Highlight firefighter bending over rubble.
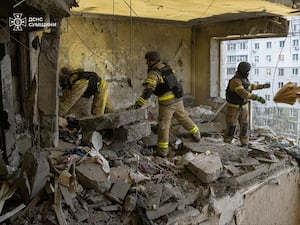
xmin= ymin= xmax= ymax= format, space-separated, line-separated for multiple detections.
xmin=224 ymin=61 xmax=270 ymax=147
xmin=59 ymin=67 xmax=114 ymax=116
xmin=128 ymin=51 xmax=201 ymax=157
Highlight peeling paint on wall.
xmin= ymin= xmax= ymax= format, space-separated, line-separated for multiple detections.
xmin=59 ymin=16 xmax=192 ymax=110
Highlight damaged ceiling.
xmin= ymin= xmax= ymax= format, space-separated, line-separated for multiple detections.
xmin=71 ymin=0 xmax=300 ymax=24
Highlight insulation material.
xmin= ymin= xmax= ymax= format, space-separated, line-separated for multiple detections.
xmin=273 ymin=82 xmax=300 ymax=105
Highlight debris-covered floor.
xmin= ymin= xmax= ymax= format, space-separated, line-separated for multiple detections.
xmin=1 ymin=106 xmax=300 ymax=225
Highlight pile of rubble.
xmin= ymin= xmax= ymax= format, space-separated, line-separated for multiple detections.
xmin=0 ymin=106 xmax=299 ymax=225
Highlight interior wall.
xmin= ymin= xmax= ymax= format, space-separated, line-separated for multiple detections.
xmin=203 ymin=166 xmax=300 ymax=225
xmin=59 ymin=16 xmax=192 ymax=110
xmin=241 ymin=167 xmax=300 ymax=225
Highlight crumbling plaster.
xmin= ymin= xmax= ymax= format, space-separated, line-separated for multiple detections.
xmin=59 ymin=16 xmax=192 ymax=109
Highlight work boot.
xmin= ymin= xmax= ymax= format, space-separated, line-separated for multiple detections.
xmin=192 ymin=131 xmax=201 ymax=142
xmin=240 ymin=141 xmax=249 ymax=157
xmin=156 ymin=147 xmax=169 ymax=157
xmin=223 ymin=136 xmax=233 ymax=143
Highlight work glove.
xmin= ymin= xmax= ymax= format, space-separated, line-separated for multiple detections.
xmin=263 ymin=83 xmax=271 ymax=88
xmin=256 ymin=96 xmax=266 ymax=104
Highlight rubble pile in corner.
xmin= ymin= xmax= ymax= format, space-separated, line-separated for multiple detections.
xmin=0 ymin=107 xmax=299 ymax=225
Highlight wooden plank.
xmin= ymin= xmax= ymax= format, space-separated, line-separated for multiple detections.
xmin=0 ymin=180 xmax=19 ymax=214
xmin=53 ymin=177 xmax=68 ymax=225
xmin=9 ymin=194 xmax=41 ymax=222
xmin=0 ymin=204 xmax=25 ymax=223
xmin=59 ymin=185 xmax=75 ymax=211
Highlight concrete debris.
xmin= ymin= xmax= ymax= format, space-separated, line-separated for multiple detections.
xmin=76 ymin=159 xmax=111 ymax=193
xmin=78 ymin=107 xmax=149 ymax=130
xmin=187 ymin=152 xmax=223 ymax=183
xmin=2 ymin=106 xmax=300 ymax=225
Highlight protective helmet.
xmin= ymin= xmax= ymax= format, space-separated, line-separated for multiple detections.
xmin=145 ymin=51 xmax=161 ymax=61
xmin=237 ymin=62 xmax=251 ymax=77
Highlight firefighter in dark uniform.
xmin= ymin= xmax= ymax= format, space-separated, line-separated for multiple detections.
xmin=59 ymin=67 xmax=114 ymax=116
xmin=224 ymin=61 xmax=270 ymax=146
xmin=130 ymin=51 xmax=200 ymax=157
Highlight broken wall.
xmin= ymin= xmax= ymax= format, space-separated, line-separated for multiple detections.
xmin=59 ymin=16 xmax=192 ymax=110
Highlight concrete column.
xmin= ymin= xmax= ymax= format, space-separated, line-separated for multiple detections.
xmin=38 ymin=26 xmax=61 ymax=147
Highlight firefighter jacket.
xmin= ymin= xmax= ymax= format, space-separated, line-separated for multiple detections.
xmin=225 ymin=73 xmax=265 ymax=106
xmin=59 ymin=71 xmax=112 ymax=116
xmin=136 ymin=62 xmax=182 ymax=107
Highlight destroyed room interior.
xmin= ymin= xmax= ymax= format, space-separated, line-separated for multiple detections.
xmin=1 ymin=0 xmax=300 ymax=224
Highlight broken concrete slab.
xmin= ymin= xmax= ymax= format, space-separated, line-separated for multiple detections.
xmin=187 ymin=152 xmax=223 ymax=183
xmin=113 ymin=121 xmax=151 ymax=143
xmin=144 ymin=182 xmax=163 ymax=210
xmin=110 ymin=165 xmax=130 ymax=183
xmin=78 ymin=108 xmax=148 ymax=131
xmin=76 ymin=159 xmax=111 ymax=193
xmin=20 ymin=148 xmax=50 ymax=201
xmin=107 ymin=179 xmax=131 ymax=203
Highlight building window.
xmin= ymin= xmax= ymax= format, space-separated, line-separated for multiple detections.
xmin=278 ymin=68 xmax=284 ymax=76
xmin=278 ymin=82 xmax=284 ymax=88
xmin=266 ymin=42 xmax=272 ymax=49
xmin=227 ymin=56 xmax=235 ymax=63
xmin=289 ymin=122 xmax=297 ymax=131
xmin=265 ymin=108 xmax=273 ymax=113
xmin=266 ymin=68 xmax=271 ymax=75
xmin=292 ymin=54 xmax=299 ymax=61
xmin=266 ymin=55 xmax=271 ymax=62
xmin=236 ymin=55 xmax=248 ymax=62
xmin=293 ymin=39 xmax=299 ymax=48
xmin=279 ymin=40 xmax=285 ymax=48
xmin=239 ymin=42 xmax=247 ymax=50
xmin=227 ymin=43 xmax=236 ymax=51
xmin=254 ymin=43 xmax=259 ymax=49
xmin=278 ymin=54 xmax=284 ymax=61
xmin=292 ymin=23 xmax=300 ymax=33
xmin=292 ymin=68 xmax=298 ymax=76
xmin=277 ymin=108 xmax=283 ymax=115
xmin=290 ymin=109 xmax=297 ymax=117
xmin=265 ymin=95 xmax=270 ymax=101
xmin=254 ymin=68 xmax=259 ymax=75
xmin=254 ymin=56 xmax=259 ymax=63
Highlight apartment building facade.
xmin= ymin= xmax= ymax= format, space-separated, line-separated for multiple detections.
xmin=220 ymin=16 xmax=300 ymax=142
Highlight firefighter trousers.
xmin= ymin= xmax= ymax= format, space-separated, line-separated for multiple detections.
xmin=59 ymin=79 xmax=113 ymax=116
xmin=157 ymin=99 xmax=199 ymax=150
xmin=224 ymin=103 xmax=249 ymax=145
